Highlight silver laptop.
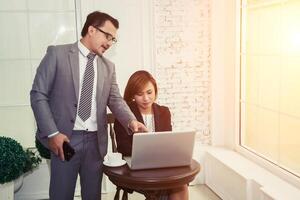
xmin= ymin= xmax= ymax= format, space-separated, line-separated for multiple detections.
xmin=124 ymin=130 xmax=196 ymax=170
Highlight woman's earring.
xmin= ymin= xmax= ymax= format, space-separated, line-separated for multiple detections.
xmin=132 ymin=99 xmax=135 ymax=101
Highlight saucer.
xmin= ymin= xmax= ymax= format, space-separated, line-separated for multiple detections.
xmin=103 ymin=159 xmax=126 ymax=167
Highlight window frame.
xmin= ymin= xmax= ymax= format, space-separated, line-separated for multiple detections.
xmin=236 ymin=0 xmax=300 ymax=189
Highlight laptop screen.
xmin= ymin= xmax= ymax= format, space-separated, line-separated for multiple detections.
xmin=125 ymin=130 xmax=196 ymax=170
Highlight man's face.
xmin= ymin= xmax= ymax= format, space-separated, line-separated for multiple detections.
xmin=89 ymin=20 xmax=117 ymax=56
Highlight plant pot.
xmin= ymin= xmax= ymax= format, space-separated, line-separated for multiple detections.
xmin=14 ymin=174 xmax=24 ymax=193
xmin=0 ymin=181 xmax=14 ymax=200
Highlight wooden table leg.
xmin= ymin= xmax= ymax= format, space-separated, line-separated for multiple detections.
xmin=143 ymin=190 xmax=160 ymax=200
xmin=122 ymin=190 xmax=128 ymax=200
xmin=114 ymin=187 xmax=121 ymax=200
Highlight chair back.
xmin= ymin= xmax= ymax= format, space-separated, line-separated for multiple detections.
xmin=107 ymin=113 xmax=138 ymax=199
xmin=107 ymin=113 xmax=117 ymax=152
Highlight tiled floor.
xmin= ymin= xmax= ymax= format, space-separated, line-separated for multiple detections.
xmin=75 ymin=184 xmax=221 ymax=200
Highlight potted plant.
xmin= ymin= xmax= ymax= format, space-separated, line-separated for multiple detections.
xmin=35 ymin=138 xmax=52 ymax=173
xmin=23 ymin=148 xmax=42 ymax=174
xmin=13 ymin=148 xmax=42 ymax=193
xmin=35 ymin=138 xmax=50 ymax=160
xmin=0 ymin=136 xmax=27 ymax=198
xmin=0 ymin=136 xmax=42 ymax=197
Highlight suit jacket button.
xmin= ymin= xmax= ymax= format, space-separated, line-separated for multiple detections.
xmin=74 ymin=104 xmax=77 ymax=108
xmin=70 ymin=119 xmax=74 ymax=123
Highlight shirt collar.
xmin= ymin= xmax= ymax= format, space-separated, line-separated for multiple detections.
xmin=78 ymin=40 xmax=94 ymax=58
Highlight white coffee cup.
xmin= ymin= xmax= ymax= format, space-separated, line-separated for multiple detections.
xmin=104 ymin=152 xmax=122 ymax=165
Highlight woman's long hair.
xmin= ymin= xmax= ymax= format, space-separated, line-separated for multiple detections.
xmin=123 ymin=70 xmax=158 ymax=104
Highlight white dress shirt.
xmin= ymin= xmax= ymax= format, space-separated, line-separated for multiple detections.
xmin=73 ymin=41 xmax=98 ymax=131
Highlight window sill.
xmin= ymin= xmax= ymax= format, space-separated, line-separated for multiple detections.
xmin=205 ymin=147 xmax=300 ymax=200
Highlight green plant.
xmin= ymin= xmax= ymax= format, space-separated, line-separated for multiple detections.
xmin=0 ymin=136 xmax=27 ymax=184
xmin=23 ymin=148 xmax=42 ymax=173
xmin=0 ymin=137 xmax=43 ymax=184
xmin=35 ymin=138 xmax=51 ymax=159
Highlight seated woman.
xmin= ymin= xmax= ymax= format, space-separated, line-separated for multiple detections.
xmin=114 ymin=70 xmax=188 ymax=200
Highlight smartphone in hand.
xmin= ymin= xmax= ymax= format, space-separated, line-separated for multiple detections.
xmin=63 ymin=141 xmax=75 ymax=161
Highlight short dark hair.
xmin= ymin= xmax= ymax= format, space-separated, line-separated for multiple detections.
xmin=81 ymin=11 xmax=119 ymax=37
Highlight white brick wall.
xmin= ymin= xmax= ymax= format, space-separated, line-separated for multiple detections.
xmin=153 ymin=0 xmax=211 ymax=144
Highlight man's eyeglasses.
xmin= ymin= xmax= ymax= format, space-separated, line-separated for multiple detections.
xmin=93 ymin=26 xmax=117 ymax=44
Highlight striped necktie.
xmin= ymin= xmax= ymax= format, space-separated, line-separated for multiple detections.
xmin=78 ymin=53 xmax=96 ymax=121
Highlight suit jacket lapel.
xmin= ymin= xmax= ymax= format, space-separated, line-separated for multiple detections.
xmin=69 ymin=43 xmax=80 ymax=101
xmin=96 ymin=57 xmax=105 ymax=104
xmin=130 ymin=102 xmax=159 ymax=130
xmin=130 ymin=102 xmax=144 ymax=124
xmin=153 ymin=103 xmax=160 ymax=131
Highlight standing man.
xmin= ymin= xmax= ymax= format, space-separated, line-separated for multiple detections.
xmin=30 ymin=11 xmax=147 ymax=200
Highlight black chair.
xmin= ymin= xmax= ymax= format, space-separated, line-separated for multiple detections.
xmin=107 ymin=113 xmax=133 ymax=200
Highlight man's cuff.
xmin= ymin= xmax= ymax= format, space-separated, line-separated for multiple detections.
xmin=48 ymin=131 xmax=59 ymax=138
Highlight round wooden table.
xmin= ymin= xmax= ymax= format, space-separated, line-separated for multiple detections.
xmin=103 ymin=159 xmax=200 ymax=200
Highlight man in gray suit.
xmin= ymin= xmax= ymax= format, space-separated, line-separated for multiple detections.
xmin=30 ymin=11 xmax=147 ymax=200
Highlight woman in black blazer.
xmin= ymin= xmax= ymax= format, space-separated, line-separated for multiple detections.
xmin=114 ymin=70 xmax=188 ymax=200
xmin=114 ymin=101 xmax=172 ymax=156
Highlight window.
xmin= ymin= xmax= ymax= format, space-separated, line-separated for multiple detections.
xmin=240 ymin=0 xmax=300 ymax=177
xmin=0 ymin=0 xmax=79 ymax=147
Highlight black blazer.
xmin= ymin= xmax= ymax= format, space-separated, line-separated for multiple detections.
xmin=114 ymin=102 xmax=172 ymax=156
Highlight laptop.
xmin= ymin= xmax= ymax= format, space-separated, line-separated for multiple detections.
xmin=124 ymin=130 xmax=196 ymax=170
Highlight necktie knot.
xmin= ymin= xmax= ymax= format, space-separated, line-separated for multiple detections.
xmin=87 ymin=53 xmax=96 ymax=61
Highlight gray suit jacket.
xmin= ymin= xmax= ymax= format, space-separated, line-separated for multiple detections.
xmin=30 ymin=42 xmax=135 ymax=158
